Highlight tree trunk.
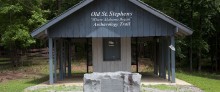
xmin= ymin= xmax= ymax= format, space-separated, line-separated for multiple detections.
xmin=57 ymin=0 xmax=63 ymax=13
xmin=211 ymin=53 xmax=214 ymax=72
xmin=198 ymin=50 xmax=201 ymax=71
xmin=189 ymin=0 xmax=193 ymax=72
xmin=216 ymin=58 xmax=218 ymax=72
xmin=190 ymin=45 xmax=193 ymax=71
xmin=198 ymin=12 xmax=202 ymax=72
xmin=11 ymin=49 xmax=18 ymax=67
xmin=216 ymin=33 xmax=218 ymax=72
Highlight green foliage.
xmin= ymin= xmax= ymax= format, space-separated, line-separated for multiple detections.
xmin=0 ymin=0 xmax=47 ymax=49
xmin=0 ymin=0 xmax=219 ymax=71
xmin=176 ymin=38 xmax=187 ymax=59
xmin=143 ymin=0 xmax=220 ymax=70
xmin=0 ymin=3 xmax=23 ymax=14
xmin=28 ymin=9 xmax=48 ymax=27
xmin=0 ymin=0 xmax=82 ymax=49
xmin=1 ymin=24 xmax=35 ymax=48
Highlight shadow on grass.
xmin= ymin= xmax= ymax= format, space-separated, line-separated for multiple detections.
xmin=71 ymin=72 xmax=86 ymax=75
xmin=26 ymin=74 xmax=49 ymax=85
xmin=26 ymin=73 xmax=87 ymax=85
xmin=0 ymin=58 xmax=48 ymax=73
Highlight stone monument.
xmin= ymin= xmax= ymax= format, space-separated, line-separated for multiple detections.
xmin=83 ymin=71 xmax=142 ymax=92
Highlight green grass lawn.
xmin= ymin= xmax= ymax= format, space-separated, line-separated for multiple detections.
xmin=0 ymin=57 xmax=89 ymax=92
xmin=0 ymin=57 xmax=49 ymax=92
xmin=0 ymin=69 xmax=48 ymax=92
xmin=1 ymin=57 xmax=220 ymax=92
xmin=0 ymin=77 xmax=48 ymax=92
xmin=176 ymin=71 xmax=220 ymax=92
xmin=0 ymin=79 xmax=33 ymax=92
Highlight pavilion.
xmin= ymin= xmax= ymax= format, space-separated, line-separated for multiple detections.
xmin=31 ymin=0 xmax=193 ymax=84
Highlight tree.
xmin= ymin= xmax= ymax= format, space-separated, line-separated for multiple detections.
xmin=142 ymin=0 xmax=220 ymax=72
xmin=0 ymin=0 xmax=48 ymax=66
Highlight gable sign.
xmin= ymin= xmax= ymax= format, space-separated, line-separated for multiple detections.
xmin=91 ymin=11 xmax=133 ymax=27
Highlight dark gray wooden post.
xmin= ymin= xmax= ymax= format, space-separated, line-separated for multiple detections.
xmin=60 ymin=40 xmax=64 ymax=80
xmin=171 ymin=35 xmax=176 ymax=83
xmin=59 ymin=40 xmax=62 ymax=80
xmin=68 ymin=41 xmax=72 ymax=77
xmin=49 ymin=38 xmax=54 ymax=84
xmin=156 ymin=38 xmax=160 ymax=76
xmin=86 ymin=38 xmax=89 ymax=73
xmin=167 ymin=37 xmax=171 ymax=81
xmin=136 ymin=38 xmax=139 ymax=72
xmin=154 ymin=38 xmax=158 ymax=75
xmin=162 ymin=37 xmax=167 ymax=79
xmin=64 ymin=41 xmax=66 ymax=78
xmin=162 ymin=38 xmax=166 ymax=79
xmin=159 ymin=38 xmax=162 ymax=77
xmin=160 ymin=38 xmax=163 ymax=78
xmin=53 ymin=39 xmax=57 ymax=82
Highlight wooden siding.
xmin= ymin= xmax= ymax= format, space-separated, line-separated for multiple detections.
xmin=92 ymin=37 xmax=131 ymax=72
xmin=48 ymin=0 xmax=175 ymax=38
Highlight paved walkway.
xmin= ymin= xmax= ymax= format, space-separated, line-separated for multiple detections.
xmin=29 ymin=73 xmax=191 ymax=86
xmin=24 ymin=73 xmax=192 ymax=91
xmin=141 ymin=73 xmax=191 ymax=85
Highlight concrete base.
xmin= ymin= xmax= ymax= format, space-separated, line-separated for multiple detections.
xmin=24 ymin=73 xmax=193 ymax=92
xmin=83 ymin=72 xmax=142 ymax=92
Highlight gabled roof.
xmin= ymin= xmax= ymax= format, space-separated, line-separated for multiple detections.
xmin=31 ymin=0 xmax=193 ymax=38
xmin=31 ymin=0 xmax=94 ymax=38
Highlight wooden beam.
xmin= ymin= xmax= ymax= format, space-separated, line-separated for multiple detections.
xmin=49 ymin=38 xmax=54 ymax=84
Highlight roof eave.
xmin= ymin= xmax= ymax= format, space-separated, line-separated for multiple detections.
xmin=176 ymin=28 xmax=193 ymax=36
